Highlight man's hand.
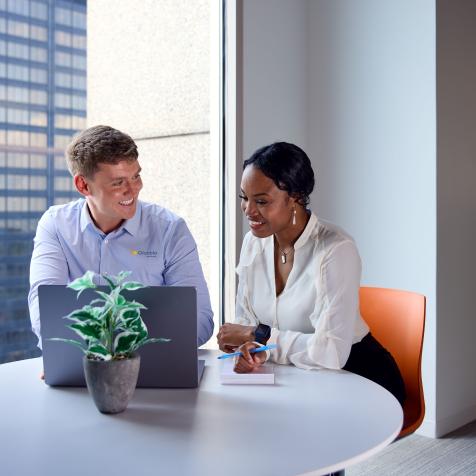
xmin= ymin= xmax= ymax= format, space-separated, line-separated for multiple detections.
xmin=217 ymin=323 xmax=256 ymax=352
xmin=233 ymin=342 xmax=267 ymax=373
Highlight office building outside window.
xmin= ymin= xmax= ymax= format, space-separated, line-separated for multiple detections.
xmin=0 ymin=0 xmax=86 ymax=363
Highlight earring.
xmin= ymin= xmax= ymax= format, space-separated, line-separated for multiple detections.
xmin=292 ymin=207 xmax=296 ymax=226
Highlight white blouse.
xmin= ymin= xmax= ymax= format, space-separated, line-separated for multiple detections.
xmin=235 ymin=213 xmax=369 ymax=370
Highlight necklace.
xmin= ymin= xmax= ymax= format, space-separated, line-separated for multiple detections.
xmin=277 ymin=245 xmax=294 ymax=264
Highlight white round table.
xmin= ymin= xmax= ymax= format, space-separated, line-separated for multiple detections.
xmin=0 ymin=350 xmax=402 ymax=476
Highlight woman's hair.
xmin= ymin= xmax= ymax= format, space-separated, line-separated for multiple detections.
xmin=66 ymin=125 xmax=138 ymax=178
xmin=243 ymin=142 xmax=315 ymax=208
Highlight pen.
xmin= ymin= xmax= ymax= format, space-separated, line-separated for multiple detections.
xmin=217 ymin=344 xmax=277 ymax=360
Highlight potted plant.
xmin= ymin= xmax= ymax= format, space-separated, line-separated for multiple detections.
xmin=51 ymin=270 xmax=169 ymax=414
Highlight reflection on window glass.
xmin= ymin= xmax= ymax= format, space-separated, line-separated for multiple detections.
xmin=54 ymin=134 xmax=71 ymax=149
xmin=8 ymin=174 xmax=29 ymax=189
xmin=55 ymin=71 xmax=72 ymax=88
xmin=55 ymin=51 xmax=71 ymax=67
xmin=72 ymin=94 xmax=86 ymax=110
xmin=55 ymin=7 xmax=71 ymax=26
xmin=55 ymin=155 xmax=68 ymax=170
xmin=30 ymin=132 xmax=46 ymax=147
xmin=29 ymin=197 xmax=47 ymax=211
xmin=73 ymin=54 xmax=86 ymax=70
xmin=8 ymin=20 xmax=29 ymax=38
xmin=8 ymin=63 xmax=29 ymax=82
xmin=73 ymin=34 xmax=86 ymax=50
xmin=29 ymin=175 xmax=46 ymax=190
xmin=31 ymin=1 xmax=48 ymax=21
xmin=7 ymin=0 xmax=29 ymax=17
xmin=7 ymin=196 xmax=28 ymax=211
xmin=31 ymin=25 xmax=47 ymax=41
xmin=54 ymin=176 xmax=72 ymax=191
xmin=30 ymin=67 xmax=48 ymax=84
xmin=73 ymin=11 xmax=86 ymax=29
xmin=55 ymin=30 xmax=71 ymax=47
xmin=7 ymin=108 xmax=29 ymax=125
xmin=30 ymin=111 xmax=47 ymax=127
xmin=8 ymin=153 xmax=29 ymax=168
xmin=72 ymin=75 xmax=86 ymax=90
xmin=8 ymin=42 xmax=29 ymax=60
xmin=7 ymin=130 xmax=29 ymax=146
xmin=30 ymin=175 xmax=46 ymax=190
xmin=72 ymin=115 xmax=86 ymax=129
xmin=1 ymin=0 xmax=86 ymax=365
xmin=30 ymin=154 xmax=47 ymax=168
xmin=30 ymin=89 xmax=47 ymax=105
xmin=55 ymin=113 xmax=72 ymax=129
xmin=55 ymin=92 xmax=71 ymax=109
xmin=31 ymin=46 xmax=47 ymax=63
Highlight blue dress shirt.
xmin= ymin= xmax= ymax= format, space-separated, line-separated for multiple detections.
xmin=28 ymin=198 xmax=214 ymax=347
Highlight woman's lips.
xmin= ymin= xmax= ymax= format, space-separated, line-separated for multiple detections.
xmin=248 ymin=219 xmax=265 ymax=230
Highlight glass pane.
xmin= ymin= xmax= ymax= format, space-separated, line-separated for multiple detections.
xmin=0 ymin=0 xmax=89 ymax=365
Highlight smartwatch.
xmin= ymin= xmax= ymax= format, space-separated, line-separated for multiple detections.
xmin=254 ymin=323 xmax=271 ymax=344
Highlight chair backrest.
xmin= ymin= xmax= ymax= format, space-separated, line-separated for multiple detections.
xmin=359 ymin=286 xmax=426 ymax=438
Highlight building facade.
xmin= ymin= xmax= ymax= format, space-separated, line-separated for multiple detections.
xmin=0 ymin=0 xmax=86 ymax=363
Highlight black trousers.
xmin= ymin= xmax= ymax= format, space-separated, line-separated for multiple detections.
xmin=343 ymin=333 xmax=406 ymax=407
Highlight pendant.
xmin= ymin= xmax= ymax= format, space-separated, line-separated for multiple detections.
xmin=281 ymin=253 xmax=286 ymax=264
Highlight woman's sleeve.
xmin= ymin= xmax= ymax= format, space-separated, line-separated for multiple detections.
xmin=267 ymin=240 xmax=362 ymax=370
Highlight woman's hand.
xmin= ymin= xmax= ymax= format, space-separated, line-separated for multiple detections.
xmin=217 ymin=323 xmax=255 ymax=352
xmin=233 ymin=342 xmax=267 ymax=373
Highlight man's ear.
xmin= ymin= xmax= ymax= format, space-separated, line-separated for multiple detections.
xmin=74 ymin=174 xmax=90 ymax=196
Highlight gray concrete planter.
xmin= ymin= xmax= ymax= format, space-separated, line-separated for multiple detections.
xmin=83 ymin=354 xmax=140 ymax=414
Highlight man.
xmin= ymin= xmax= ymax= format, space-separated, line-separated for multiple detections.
xmin=29 ymin=125 xmax=214 ymax=348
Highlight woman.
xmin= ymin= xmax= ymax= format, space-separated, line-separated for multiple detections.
xmin=217 ymin=142 xmax=406 ymax=406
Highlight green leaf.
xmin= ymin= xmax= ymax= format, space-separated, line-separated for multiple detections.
xmin=87 ymin=344 xmax=111 ymax=361
xmin=116 ymin=271 xmax=132 ymax=283
xmin=114 ymin=331 xmax=139 ymax=354
xmin=121 ymin=281 xmax=146 ymax=291
xmin=64 ymin=307 xmax=101 ymax=323
xmin=95 ymin=290 xmax=114 ymax=305
xmin=102 ymin=274 xmax=117 ymax=291
xmin=68 ymin=271 xmax=96 ymax=296
xmin=141 ymin=337 xmax=171 ymax=345
xmin=48 ymin=337 xmax=87 ymax=352
xmin=69 ymin=322 xmax=102 ymax=341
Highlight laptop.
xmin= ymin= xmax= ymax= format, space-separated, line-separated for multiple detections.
xmin=38 ymin=285 xmax=205 ymax=388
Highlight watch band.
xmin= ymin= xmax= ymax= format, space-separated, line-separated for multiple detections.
xmin=254 ymin=323 xmax=271 ymax=344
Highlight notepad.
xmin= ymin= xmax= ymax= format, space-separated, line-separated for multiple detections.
xmin=220 ymin=358 xmax=275 ymax=384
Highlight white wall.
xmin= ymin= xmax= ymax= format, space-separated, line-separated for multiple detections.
xmin=242 ymin=0 xmax=309 ymax=159
xmin=306 ymin=0 xmax=438 ymax=435
xmin=435 ymin=0 xmax=476 ymax=436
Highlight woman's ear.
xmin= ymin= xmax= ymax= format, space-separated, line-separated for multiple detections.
xmin=74 ymin=174 xmax=90 ymax=196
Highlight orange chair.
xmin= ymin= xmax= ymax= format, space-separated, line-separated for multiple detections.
xmin=359 ymin=287 xmax=426 ymax=438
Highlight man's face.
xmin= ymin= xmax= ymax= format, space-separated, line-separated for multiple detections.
xmin=77 ymin=159 xmax=143 ymax=234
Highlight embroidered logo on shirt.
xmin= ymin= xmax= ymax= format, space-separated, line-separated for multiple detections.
xmin=130 ymin=249 xmax=158 ymax=258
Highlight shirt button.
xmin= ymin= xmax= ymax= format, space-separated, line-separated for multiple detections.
xmin=104 ymin=239 xmax=109 ymax=244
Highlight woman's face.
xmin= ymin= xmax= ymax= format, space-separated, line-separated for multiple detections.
xmin=240 ymin=165 xmax=295 ymax=238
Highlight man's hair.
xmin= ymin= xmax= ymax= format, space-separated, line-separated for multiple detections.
xmin=66 ymin=125 xmax=139 ymax=178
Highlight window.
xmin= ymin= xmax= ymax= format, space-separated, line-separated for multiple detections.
xmin=55 ymin=30 xmax=72 ymax=47
xmin=30 ymin=67 xmax=47 ymax=84
xmin=55 ymin=7 xmax=71 ymax=26
xmin=8 ymin=42 xmax=29 ymax=60
xmin=55 ymin=51 xmax=71 ymax=67
xmin=31 ymin=46 xmax=47 ymax=63
xmin=31 ymin=25 xmax=47 ymax=41
xmin=31 ymin=2 xmax=48 ymax=21
xmin=8 ymin=20 xmax=29 ymax=38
